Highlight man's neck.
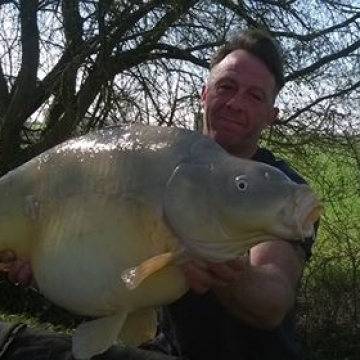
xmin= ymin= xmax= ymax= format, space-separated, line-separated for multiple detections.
xmin=226 ymin=145 xmax=258 ymax=160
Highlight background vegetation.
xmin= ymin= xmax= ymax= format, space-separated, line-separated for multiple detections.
xmin=1 ymin=1 xmax=360 ymax=359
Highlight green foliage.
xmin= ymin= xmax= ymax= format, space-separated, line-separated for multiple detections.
xmin=270 ymin=135 xmax=360 ymax=359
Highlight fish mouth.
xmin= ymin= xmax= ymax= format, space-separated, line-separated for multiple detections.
xmin=294 ymin=189 xmax=322 ymax=238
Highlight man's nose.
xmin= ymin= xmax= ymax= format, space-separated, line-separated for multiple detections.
xmin=226 ymin=90 xmax=245 ymax=111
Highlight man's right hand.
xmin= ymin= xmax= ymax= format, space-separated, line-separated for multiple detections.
xmin=181 ymin=257 xmax=248 ymax=294
xmin=0 ymin=251 xmax=36 ymax=288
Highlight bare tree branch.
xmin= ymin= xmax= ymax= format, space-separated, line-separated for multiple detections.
xmin=0 ymin=0 xmax=39 ymax=171
xmin=0 ymin=64 xmax=10 ymax=116
xmin=0 ymin=0 xmax=360 ymax=174
xmin=286 ymin=39 xmax=360 ymax=82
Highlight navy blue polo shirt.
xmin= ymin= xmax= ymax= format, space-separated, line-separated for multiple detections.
xmin=154 ymin=147 xmax=316 ymax=360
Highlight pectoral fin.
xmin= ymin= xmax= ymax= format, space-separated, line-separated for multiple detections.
xmin=118 ymin=308 xmax=157 ymax=346
xmin=121 ymin=252 xmax=174 ymax=290
xmin=72 ymin=313 xmax=127 ymax=359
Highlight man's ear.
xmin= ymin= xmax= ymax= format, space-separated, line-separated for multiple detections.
xmin=267 ymin=106 xmax=279 ymax=125
xmin=201 ymin=83 xmax=207 ymax=105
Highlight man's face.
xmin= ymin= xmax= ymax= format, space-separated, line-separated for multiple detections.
xmin=202 ymin=49 xmax=279 ymax=158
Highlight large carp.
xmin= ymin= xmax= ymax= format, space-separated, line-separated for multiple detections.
xmin=0 ymin=124 xmax=321 ymax=359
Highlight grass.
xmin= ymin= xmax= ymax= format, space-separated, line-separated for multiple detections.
xmin=280 ymin=138 xmax=360 ymax=359
xmin=0 ymin=274 xmax=84 ymax=334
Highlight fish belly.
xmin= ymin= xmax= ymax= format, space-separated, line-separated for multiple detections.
xmin=31 ymin=194 xmax=176 ymax=316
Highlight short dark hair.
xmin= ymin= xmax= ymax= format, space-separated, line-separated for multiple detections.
xmin=210 ymin=28 xmax=285 ymax=93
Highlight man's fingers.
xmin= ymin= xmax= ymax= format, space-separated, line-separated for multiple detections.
xmin=7 ymin=260 xmax=36 ymax=288
xmin=182 ymin=262 xmax=228 ymax=294
xmin=0 ymin=250 xmax=16 ymax=263
xmin=0 ymin=251 xmax=37 ymax=288
xmin=226 ymin=256 xmax=250 ymax=271
xmin=207 ymin=256 xmax=249 ymax=282
xmin=207 ymin=263 xmax=241 ymax=281
xmin=181 ymin=257 xmax=250 ymax=294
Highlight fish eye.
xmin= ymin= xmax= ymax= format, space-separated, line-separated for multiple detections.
xmin=234 ymin=175 xmax=248 ymax=191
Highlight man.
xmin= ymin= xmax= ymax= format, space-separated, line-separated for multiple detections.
xmin=0 ymin=28 xmax=316 ymax=359
xmin=148 ymin=28 xmax=316 ymax=360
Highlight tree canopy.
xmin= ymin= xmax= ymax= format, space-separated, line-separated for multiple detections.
xmin=0 ymin=0 xmax=359 ymax=173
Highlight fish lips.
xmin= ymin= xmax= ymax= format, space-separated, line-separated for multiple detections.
xmin=293 ymin=187 xmax=322 ymax=239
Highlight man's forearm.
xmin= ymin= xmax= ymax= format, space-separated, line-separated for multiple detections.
xmin=213 ymin=262 xmax=296 ymax=329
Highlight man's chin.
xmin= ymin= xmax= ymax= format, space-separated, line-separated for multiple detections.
xmin=214 ymin=134 xmax=242 ymax=151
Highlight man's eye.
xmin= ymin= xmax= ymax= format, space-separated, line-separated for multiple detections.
xmin=218 ymin=83 xmax=234 ymax=91
xmin=249 ymin=92 xmax=263 ymax=101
